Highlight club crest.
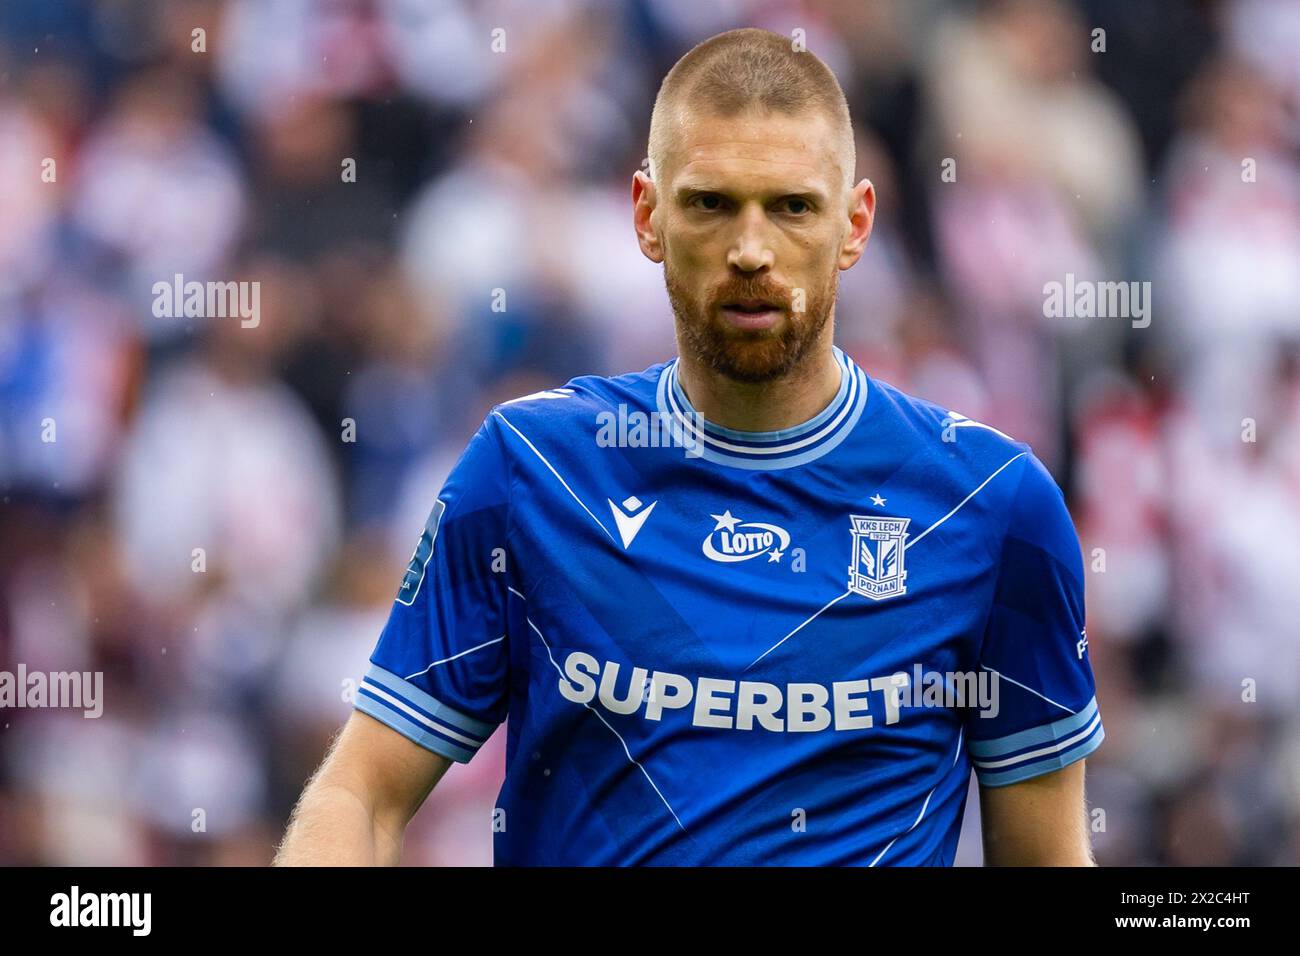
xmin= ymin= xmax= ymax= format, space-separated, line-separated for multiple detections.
xmin=848 ymin=514 xmax=910 ymax=601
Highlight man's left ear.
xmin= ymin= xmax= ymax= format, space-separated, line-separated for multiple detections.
xmin=838 ymin=178 xmax=875 ymax=270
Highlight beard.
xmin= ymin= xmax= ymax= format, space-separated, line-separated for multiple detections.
xmin=664 ymin=259 xmax=838 ymax=384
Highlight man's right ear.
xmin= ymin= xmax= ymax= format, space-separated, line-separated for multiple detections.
xmin=632 ymin=169 xmax=664 ymax=263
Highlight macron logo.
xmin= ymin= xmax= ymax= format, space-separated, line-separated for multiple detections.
xmin=608 ymin=495 xmax=657 ymax=549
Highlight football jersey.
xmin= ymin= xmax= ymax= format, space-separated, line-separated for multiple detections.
xmin=355 ymin=346 xmax=1104 ymax=865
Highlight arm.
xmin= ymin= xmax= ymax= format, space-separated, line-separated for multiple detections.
xmin=276 ymin=414 xmax=511 ymax=865
xmin=966 ymin=451 xmax=1104 ymax=863
xmin=978 ymin=759 xmax=1095 ymax=866
xmin=274 ymin=711 xmax=452 ymax=866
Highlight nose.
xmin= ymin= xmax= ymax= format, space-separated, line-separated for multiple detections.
xmin=726 ymin=205 xmax=775 ymax=273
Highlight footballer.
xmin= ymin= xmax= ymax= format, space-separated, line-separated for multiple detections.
xmin=276 ymin=28 xmax=1103 ymax=866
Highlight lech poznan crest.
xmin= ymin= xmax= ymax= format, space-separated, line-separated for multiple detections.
xmin=848 ymin=515 xmax=910 ymax=601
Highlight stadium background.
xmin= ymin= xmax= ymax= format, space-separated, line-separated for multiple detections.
xmin=0 ymin=0 xmax=1297 ymax=865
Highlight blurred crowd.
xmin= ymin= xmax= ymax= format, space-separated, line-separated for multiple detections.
xmin=1 ymin=0 xmax=1298 ymax=865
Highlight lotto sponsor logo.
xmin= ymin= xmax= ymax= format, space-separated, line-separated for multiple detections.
xmin=702 ymin=510 xmax=790 ymax=563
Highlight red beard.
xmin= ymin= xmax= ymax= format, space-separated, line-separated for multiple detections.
xmin=665 ymin=262 xmax=838 ymax=383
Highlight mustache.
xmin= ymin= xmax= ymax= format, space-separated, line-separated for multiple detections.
xmin=710 ymin=278 xmax=792 ymax=309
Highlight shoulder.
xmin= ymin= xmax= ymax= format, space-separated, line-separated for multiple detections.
xmin=865 ymin=375 xmax=1076 ymax=542
xmin=869 ymin=374 xmax=1037 ymax=482
xmin=870 ymin=376 xmax=1079 ymax=569
xmin=484 ymin=361 xmax=671 ymax=442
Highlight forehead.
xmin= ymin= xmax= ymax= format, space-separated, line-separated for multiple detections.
xmin=666 ymin=107 xmax=843 ymax=192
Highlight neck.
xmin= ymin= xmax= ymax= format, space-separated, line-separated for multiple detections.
xmin=674 ymin=337 xmax=843 ymax=433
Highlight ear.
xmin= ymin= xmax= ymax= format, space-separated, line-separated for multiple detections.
xmin=632 ymin=169 xmax=664 ymax=263
xmin=837 ymin=178 xmax=875 ymax=271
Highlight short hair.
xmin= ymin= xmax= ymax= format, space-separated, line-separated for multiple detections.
xmin=647 ymin=28 xmax=855 ymax=189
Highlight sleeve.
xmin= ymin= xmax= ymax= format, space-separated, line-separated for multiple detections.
xmin=354 ymin=413 xmax=511 ymax=763
xmin=965 ymin=451 xmax=1104 ymax=787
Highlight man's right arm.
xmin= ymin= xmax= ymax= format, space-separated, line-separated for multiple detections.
xmin=274 ymin=711 xmax=452 ymax=866
xmin=275 ymin=412 xmax=513 ymax=865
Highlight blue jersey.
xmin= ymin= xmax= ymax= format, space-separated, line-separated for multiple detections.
xmin=355 ymin=347 xmax=1104 ymax=865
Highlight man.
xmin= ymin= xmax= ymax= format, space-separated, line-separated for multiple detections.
xmin=276 ymin=28 xmax=1103 ymax=866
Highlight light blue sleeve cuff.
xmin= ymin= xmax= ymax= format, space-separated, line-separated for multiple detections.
xmin=970 ymin=698 xmax=1104 ymax=787
xmin=354 ymin=663 xmax=497 ymax=763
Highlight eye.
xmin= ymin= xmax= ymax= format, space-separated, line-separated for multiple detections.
xmin=779 ymin=197 xmax=813 ymax=215
xmin=690 ymin=193 xmax=727 ymax=211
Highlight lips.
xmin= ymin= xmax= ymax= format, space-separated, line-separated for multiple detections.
xmin=719 ymin=299 xmax=784 ymax=331
xmin=723 ymin=298 xmax=781 ymax=313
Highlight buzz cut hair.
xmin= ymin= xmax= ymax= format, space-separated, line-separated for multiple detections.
xmin=646 ymin=27 xmax=856 ymax=190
